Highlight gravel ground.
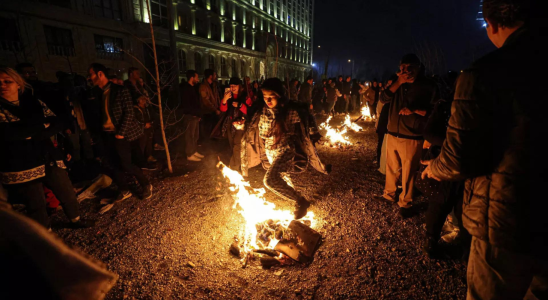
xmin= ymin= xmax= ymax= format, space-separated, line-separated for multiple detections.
xmin=54 ymin=114 xmax=467 ymax=300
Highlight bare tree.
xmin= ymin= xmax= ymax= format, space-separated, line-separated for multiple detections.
xmin=413 ymin=40 xmax=447 ymax=76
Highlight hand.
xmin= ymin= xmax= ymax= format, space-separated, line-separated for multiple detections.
xmin=421 ymin=160 xmax=441 ymax=181
xmin=232 ymin=101 xmax=239 ymax=108
xmin=215 ymin=110 xmax=221 ymax=115
xmin=399 ymin=107 xmax=413 ymax=115
xmin=414 ymin=109 xmax=427 ymax=117
xmin=66 ymin=154 xmax=72 ymax=161
xmin=65 ymin=129 xmax=72 ymax=134
xmin=396 ymin=71 xmax=415 ymax=84
xmin=310 ymin=104 xmax=313 ymax=110
xmin=423 ymin=140 xmax=432 ymax=149
xmin=44 ymin=123 xmax=50 ymax=128
xmin=222 ymin=92 xmax=231 ymax=103
xmin=145 ymin=123 xmax=152 ymax=129
xmin=115 ymin=135 xmax=124 ymax=139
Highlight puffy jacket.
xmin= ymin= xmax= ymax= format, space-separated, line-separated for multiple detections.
xmin=430 ymin=27 xmax=548 ymax=257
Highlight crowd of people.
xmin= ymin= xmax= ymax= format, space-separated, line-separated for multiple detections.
xmin=0 ymin=0 xmax=545 ymax=298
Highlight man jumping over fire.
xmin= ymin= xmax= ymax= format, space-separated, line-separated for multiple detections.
xmin=240 ymin=78 xmax=330 ymax=219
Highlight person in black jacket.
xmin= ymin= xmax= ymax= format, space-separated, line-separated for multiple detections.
xmin=421 ymin=1 xmax=548 ymax=298
xmin=375 ymin=54 xmax=438 ymax=218
xmin=87 ymin=63 xmax=152 ymax=201
xmin=0 ymin=67 xmax=94 ymax=229
xmin=179 ymin=70 xmax=204 ymax=162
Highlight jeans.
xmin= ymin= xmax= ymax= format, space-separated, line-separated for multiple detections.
xmin=103 ymin=133 xmax=149 ymax=191
xmin=351 ymin=95 xmax=359 ymax=112
xmin=183 ymin=115 xmax=200 ymax=157
xmin=325 ymin=101 xmax=336 ymax=115
xmin=138 ymin=128 xmax=154 ymax=160
xmin=5 ymin=164 xmax=80 ymax=227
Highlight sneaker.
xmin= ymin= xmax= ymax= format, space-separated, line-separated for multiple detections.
xmin=77 ymin=190 xmax=96 ymax=202
xmin=441 ymin=229 xmax=460 ymax=244
xmin=115 ymin=191 xmax=132 ymax=202
xmin=147 ymin=156 xmax=157 ymax=163
xmin=141 ymin=184 xmax=153 ymax=200
xmin=70 ymin=218 xmax=96 ymax=229
xmin=294 ymin=198 xmax=311 ymax=219
xmin=194 ymin=152 xmax=205 ymax=158
xmin=442 ymin=220 xmax=457 ymax=233
xmin=399 ymin=207 xmax=416 ymax=219
xmin=154 ymin=143 xmax=165 ymax=151
xmin=187 ymin=155 xmax=202 ymax=162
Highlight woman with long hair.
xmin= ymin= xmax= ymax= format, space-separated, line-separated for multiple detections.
xmin=219 ymin=77 xmax=253 ymax=171
xmin=0 ymin=67 xmax=93 ymax=228
xmin=241 ymin=78 xmax=330 ymax=219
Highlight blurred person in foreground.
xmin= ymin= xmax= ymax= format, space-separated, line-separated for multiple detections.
xmin=421 ymin=0 xmax=548 ymax=298
xmin=241 ymin=78 xmax=330 ymax=219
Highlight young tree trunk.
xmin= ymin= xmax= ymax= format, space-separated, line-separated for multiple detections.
xmin=145 ymin=0 xmax=173 ymax=173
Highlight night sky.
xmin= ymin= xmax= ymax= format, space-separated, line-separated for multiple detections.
xmin=312 ymin=0 xmax=495 ymax=80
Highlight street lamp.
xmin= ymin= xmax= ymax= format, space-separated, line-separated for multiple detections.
xmin=348 ymin=59 xmax=354 ymax=78
xmin=318 ymin=45 xmax=321 ymax=49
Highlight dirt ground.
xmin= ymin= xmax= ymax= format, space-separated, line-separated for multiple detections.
xmin=54 ymin=114 xmax=467 ymax=300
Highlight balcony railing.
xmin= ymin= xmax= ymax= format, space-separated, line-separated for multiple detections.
xmin=0 ymin=40 xmax=22 ymax=52
xmin=96 ymin=49 xmax=124 ymax=60
xmin=47 ymin=45 xmax=75 ymax=56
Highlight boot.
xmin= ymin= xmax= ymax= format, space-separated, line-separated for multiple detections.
xmin=422 ymin=235 xmax=439 ymax=259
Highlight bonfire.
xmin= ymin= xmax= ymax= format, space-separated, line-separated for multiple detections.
xmin=319 ymin=116 xmax=352 ymax=148
xmin=217 ymin=162 xmax=320 ymax=267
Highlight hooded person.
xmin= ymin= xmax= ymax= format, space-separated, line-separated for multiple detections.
xmin=240 ymin=78 xmax=331 ymax=219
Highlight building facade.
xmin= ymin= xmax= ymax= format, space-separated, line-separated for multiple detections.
xmin=0 ymin=0 xmax=313 ymax=83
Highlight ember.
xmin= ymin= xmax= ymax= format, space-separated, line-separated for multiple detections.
xmin=217 ymin=162 xmax=319 ymax=266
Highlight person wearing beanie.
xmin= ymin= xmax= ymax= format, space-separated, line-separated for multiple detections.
xmin=217 ymin=77 xmax=253 ymax=171
xmin=375 ymin=53 xmax=439 ymax=219
xmin=240 ymin=78 xmax=330 ymax=219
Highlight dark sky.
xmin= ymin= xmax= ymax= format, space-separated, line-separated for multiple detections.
xmin=312 ymin=0 xmax=495 ymax=80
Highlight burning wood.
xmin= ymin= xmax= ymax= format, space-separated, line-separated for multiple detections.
xmin=216 ymin=162 xmax=320 ymax=267
xmin=318 ymin=116 xmax=352 ymax=148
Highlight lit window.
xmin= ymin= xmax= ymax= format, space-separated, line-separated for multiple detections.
xmin=94 ymin=34 xmax=124 ymax=60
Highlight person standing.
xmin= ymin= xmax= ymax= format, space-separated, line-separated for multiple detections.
xmin=199 ymin=69 xmax=221 ymax=139
xmin=422 ymin=1 xmax=548 ymax=298
xmin=124 ymin=67 xmax=148 ymax=104
xmin=375 ymin=54 xmax=438 ymax=218
xmin=87 ymin=63 xmax=152 ymax=201
xmin=180 ymin=70 xmax=204 ymax=162
xmin=219 ymin=77 xmax=253 ymax=171
xmin=342 ymin=76 xmax=352 ymax=114
xmin=134 ymin=96 xmax=156 ymax=168
xmin=298 ymin=76 xmax=314 ymax=109
xmin=0 ymin=67 xmax=94 ymax=228
xmin=351 ymin=79 xmax=361 ymax=113
xmin=325 ymin=82 xmax=341 ymax=117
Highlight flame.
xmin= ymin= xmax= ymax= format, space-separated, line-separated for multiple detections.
xmin=361 ymin=106 xmax=373 ymax=121
xmin=217 ymin=162 xmax=315 ymax=253
xmin=319 ymin=116 xmax=352 ymax=147
xmin=344 ymin=114 xmax=363 ymax=132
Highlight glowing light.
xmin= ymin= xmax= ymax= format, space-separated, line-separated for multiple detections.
xmin=361 ymin=106 xmax=373 ymax=121
xmin=344 ymin=114 xmax=363 ymax=132
xmin=217 ymin=162 xmax=315 ymax=252
xmin=319 ymin=116 xmax=352 ymax=147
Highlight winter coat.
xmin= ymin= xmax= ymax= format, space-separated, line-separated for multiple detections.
xmin=241 ymin=101 xmax=329 ymax=177
xmin=0 ymin=92 xmax=66 ymax=185
xmin=381 ymin=76 xmax=438 ymax=140
xmin=84 ymin=83 xmax=143 ymax=142
xmin=199 ymin=80 xmax=221 ymax=114
xmin=326 ymin=84 xmax=341 ymax=103
xmin=179 ymin=82 xmax=202 ymax=118
xmin=430 ymin=26 xmax=548 ymax=258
